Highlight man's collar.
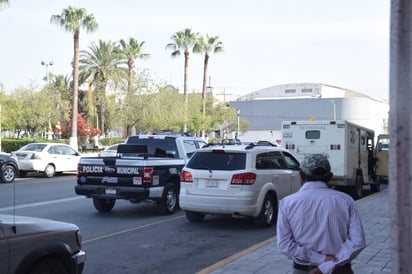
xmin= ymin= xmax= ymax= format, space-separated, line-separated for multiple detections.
xmin=299 ymin=181 xmax=329 ymax=191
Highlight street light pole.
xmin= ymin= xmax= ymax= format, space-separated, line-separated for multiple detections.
xmin=236 ymin=109 xmax=240 ymax=141
xmin=330 ymin=100 xmax=336 ymax=121
xmin=41 ymin=61 xmax=53 ymax=83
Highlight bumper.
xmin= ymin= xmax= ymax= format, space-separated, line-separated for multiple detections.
xmin=72 ymin=250 xmax=86 ymax=274
xmin=75 ymin=185 xmax=164 ymax=200
xmin=179 ymin=192 xmax=260 ymax=217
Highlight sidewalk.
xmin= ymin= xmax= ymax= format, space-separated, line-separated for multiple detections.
xmin=198 ymin=187 xmax=391 ymax=274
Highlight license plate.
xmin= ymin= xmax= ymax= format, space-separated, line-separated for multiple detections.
xmin=205 ymin=180 xmax=219 ymax=188
xmin=105 ymin=188 xmax=117 ymax=195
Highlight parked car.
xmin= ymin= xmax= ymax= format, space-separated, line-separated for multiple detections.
xmin=0 ymin=153 xmax=18 ymax=183
xmin=0 ymin=214 xmax=86 ymax=274
xmin=179 ymin=142 xmax=302 ymax=227
xmin=97 ymin=143 xmax=123 ymax=157
xmin=11 ymin=143 xmax=81 ymax=178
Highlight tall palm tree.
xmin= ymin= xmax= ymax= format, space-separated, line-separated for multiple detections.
xmin=118 ymin=38 xmax=150 ymax=96
xmin=79 ymin=40 xmax=126 ymax=134
xmin=50 ymin=6 xmax=98 ymax=150
xmin=118 ymin=38 xmax=150 ymax=136
xmin=166 ymin=28 xmax=200 ymax=132
xmin=195 ymin=35 xmax=224 ymax=137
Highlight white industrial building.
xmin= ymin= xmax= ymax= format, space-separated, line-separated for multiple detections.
xmin=228 ymin=83 xmax=389 ymax=143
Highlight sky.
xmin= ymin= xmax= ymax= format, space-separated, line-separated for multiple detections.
xmin=0 ymin=0 xmax=390 ymax=100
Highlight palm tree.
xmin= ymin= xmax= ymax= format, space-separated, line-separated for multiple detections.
xmin=118 ymin=38 xmax=150 ymax=137
xmin=195 ymin=35 xmax=224 ymax=137
xmin=118 ymin=38 xmax=150 ymax=96
xmin=166 ymin=28 xmax=200 ymax=132
xmin=79 ymin=40 xmax=126 ymax=134
xmin=50 ymin=6 xmax=98 ymax=150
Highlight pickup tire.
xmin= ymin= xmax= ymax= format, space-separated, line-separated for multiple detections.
xmin=254 ymin=192 xmax=277 ymax=228
xmin=29 ymin=257 xmax=69 ymax=274
xmin=158 ymin=183 xmax=178 ymax=215
xmin=185 ymin=210 xmax=205 ymax=222
xmin=93 ymin=198 xmax=116 ymax=212
xmin=1 ymin=164 xmax=16 ymax=183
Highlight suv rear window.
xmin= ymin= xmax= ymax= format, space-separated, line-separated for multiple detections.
xmin=187 ymin=151 xmax=246 ymax=170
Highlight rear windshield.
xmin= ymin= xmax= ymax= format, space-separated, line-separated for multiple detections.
xmin=187 ymin=151 xmax=246 ymax=170
xmin=20 ymin=143 xmax=47 ymax=152
xmin=126 ymin=138 xmax=178 ymax=158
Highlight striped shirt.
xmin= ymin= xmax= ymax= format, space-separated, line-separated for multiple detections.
xmin=277 ymin=181 xmax=366 ymax=274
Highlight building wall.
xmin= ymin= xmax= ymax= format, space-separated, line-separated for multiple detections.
xmin=230 ymin=96 xmax=389 ymax=143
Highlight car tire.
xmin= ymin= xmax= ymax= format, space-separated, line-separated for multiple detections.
xmin=158 ymin=183 xmax=178 ymax=215
xmin=29 ymin=257 xmax=69 ymax=274
xmin=93 ymin=198 xmax=116 ymax=212
xmin=44 ymin=164 xmax=56 ymax=178
xmin=254 ymin=193 xmax=277 ymax=228
xmin=185 ymin=210 xmax=205 ymax=222
xmin=0 ymin=164 xmax=16 ymax=183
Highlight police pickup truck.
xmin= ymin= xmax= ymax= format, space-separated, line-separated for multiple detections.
xmin=75 ymin=134 xmax=206 ymax=214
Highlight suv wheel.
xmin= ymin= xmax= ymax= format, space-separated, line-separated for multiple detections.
xmin=93 ymin=198 xmax=116 ymax=212
xmin=185 ymin=210 xmax=205 ymax=222
xmin=1 ymin=164 xmax=16 ymax=183
xmin=254 ymin=193 xmax=277 ymax=228
xmin=29 ymin=258 xmax=69 ymax=274
xmin=158 ymin=183 xmax=178 ymax=215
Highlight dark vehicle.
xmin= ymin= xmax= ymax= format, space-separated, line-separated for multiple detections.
xmin=75 ymin=134 xmax=206 ymax=214
xmin=0 ymin=153 xmax=18 ymax=183
xmin=0 ymin=214 xmax=86 ymax=274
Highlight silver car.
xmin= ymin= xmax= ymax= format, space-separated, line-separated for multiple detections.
xmin=0 ymin=214 xmax=86 ymax=274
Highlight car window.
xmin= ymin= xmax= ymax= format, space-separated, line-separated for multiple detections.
xmin=187 ymin=151 xmax=246 ymax=170
xmin=20 ymin=143 xmax=47 ymax=152
xmin=282 ymin=151 xmax=300 ymax=170
xmin=48 ymin=145 xmax=62 ymax=155
xmin=183 ymin=140 xmax=198 ymax=155
xmin=256 ymin=151 xmax=286 ymax=169
xmin=61 ymin=145 xmax=77 ymax=156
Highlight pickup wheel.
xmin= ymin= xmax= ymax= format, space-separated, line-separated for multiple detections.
xmin=1 ymin=164 xmax=16 ymax=183
xmin=370 ymin=178 xmax=381 ymax=192
xmin=158 ymin=183 xmax=178 ymax=215
xmin=185 ymin=210 xmax=205 ymax=222
xmin=29 ymin=257 xmax=69 ymax=274
xmin=254 ymin=193 xmax=277 ymax=228
xmin=93 ymin=198 xmax=116 ymax=212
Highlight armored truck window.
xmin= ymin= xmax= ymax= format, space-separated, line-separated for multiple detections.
xmin=305 ymin=130 xmax=320 ymax=139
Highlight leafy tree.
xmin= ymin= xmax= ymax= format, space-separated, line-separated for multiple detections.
xmin=79 ymin=39 xmax=126 ymax=134
xmin=166 ymin=28 xmax=200 ymax=132
xmin=50 ymin=6 xmax=98 ymax=149
xmin=195 ymin=34 xmax=224 ymax=137
xmin=118 ymin=38 xmax=150 ymax=136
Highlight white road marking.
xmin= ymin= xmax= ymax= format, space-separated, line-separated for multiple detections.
xmin=0 ymin=196 xmax=84 ymax=212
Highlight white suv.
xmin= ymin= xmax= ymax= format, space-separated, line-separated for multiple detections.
xmin=179 ymin=142 xmax=301 ymax=227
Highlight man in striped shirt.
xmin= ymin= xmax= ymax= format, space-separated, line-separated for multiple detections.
xmin=277 ymin=154 xmax=365 ymax=274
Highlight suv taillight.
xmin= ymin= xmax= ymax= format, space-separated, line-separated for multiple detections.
xmin=180 ymin=170 xmax=193 ymax=182
xmin=231 ymin=172 xmax=256 ymax=185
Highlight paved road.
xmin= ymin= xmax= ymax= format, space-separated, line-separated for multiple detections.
xmin=199 ymin=186 xmax=391 ymax=274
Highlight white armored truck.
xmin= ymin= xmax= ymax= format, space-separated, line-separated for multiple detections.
xmin=281 ymin=120 xmax=380 ymax=199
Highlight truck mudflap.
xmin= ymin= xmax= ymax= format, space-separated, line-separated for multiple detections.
xmin=75 ymin=185 xmax=165 ymax=200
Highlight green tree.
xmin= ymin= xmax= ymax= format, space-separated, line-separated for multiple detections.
xmin=79 ymin=39 xmax=126 ymax=134
xmin=195 ymin=34 xmax=224 ymax=137
xmin=118 ymin=38 xmax=150 ymax=136
xmin=166 ymin=28 xmax=200 ymax=132
xmin=50 ymin=6 xmax=98 ymax=149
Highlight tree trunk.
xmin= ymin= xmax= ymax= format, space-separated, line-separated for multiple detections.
xmin=201 ymin=53 xmax=209 ymax=137
xmin=70 ymin=30 xmax=80 ymax=150
xmin=183 ymin=50 xmax=189 ymax=132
